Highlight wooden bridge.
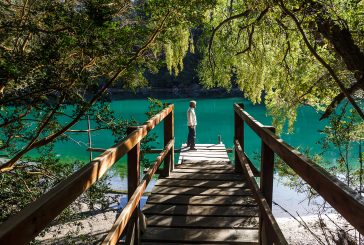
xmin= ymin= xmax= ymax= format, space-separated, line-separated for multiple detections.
xmin=0 ymin=104 xmax=363 ymax=244
xmin=141 ymin=144 xmax=261 ymax=244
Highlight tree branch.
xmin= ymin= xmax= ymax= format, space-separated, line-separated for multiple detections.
xmin=208 ymin=10 xmax=251 ymax=70
xmin=320 ymin=80 xmax=364 ymax=120
xmin=0 ymin=106 xmax=32 ymax=128
xmin=236 ymin=26 xmax=254 ymax=55
xmin=0 ymin=10 xmax=171 ymax=172
xmin=0 ymin=95 xmax=66 ymax=171
xmin=277 ymin=0 xmax=364 ymax=121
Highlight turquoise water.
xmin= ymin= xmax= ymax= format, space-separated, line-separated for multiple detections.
xmin=43 ymin=97 xmax=358 ymax=168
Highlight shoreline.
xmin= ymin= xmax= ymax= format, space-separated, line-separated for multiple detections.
xmin=108 ymin=87 xmax=245 ymax=100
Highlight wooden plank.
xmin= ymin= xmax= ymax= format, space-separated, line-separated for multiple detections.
xmin=142 ymin=243 xmax=208 ymax=245
xmin=166 ymin=172 xmax=243 ymax=181
xmin=151 ymin=186 xmax=252 ymax=196
xmin=234 ymin=103 xmax=364 ymax=235
xmin=142 ymin=243 xmax=221 ymax=245
xmin=175 ymin=164 xmax=234 ymax=170
xmin=180 ymin=151 xmax=229 ymax=154
xmin=180 ymin=155 xmax=230 ymax=159
xmin=155 ymin=179 xmax=250 ymax=188
xmin=143 ymin=204 xmax=259 ymax=217
xmin=141 ymin=227 xmax=259 ymax=244
xmin=172 ymin=168 xmax=235 ymax=174
xmin=181 ymin=160 xmax=232 ymax=165
xmin=146 ymin=215 xmax=259 ymax=229
xmin=181 ymin=143 xmax=228 ymax=148
xmin=146 ymin=194 xmax=257 ymax=206
xmin=180 ymin=149 xmax=228 ymax=153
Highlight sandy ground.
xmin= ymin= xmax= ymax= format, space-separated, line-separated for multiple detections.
xmin=276 ymin=214 xmax=359 ymax=245
xmin=36 ymin=201 xmax=119 ymax=244
xmin=36 ymin=209 xmax=117 ymax=244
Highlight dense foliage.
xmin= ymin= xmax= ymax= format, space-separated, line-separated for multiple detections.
xmin=196 ymin=0 xmax=364 ymax=131
xmin=0 ymin=0 xmax=215 ymax=171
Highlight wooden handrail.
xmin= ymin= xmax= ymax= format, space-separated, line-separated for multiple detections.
xmin=234 ymin=103 xmax=364 ymax=235
xmin=102 ymin=139 xmax=174 ymax=245
xmin=0 ymin=104 xmax=174 ymax=245
xmin=235 ymin=140 xmax=287 ymax=245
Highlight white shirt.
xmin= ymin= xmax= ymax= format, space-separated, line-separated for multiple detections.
xmin=187 ymin=107 xmax=197 ymax=126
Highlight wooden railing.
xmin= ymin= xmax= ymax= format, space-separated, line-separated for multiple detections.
xmin=234 ymin=103 xmax=364 ymax=244
xmin=0 ymin=104 xmax=175 ymax=245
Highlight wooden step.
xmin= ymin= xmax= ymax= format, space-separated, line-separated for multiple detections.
xmin=141 ymin=227 xmax=259 ymax=244
xmin=146 ymin=194 xmax=257 ymax=206
xmin=143 ymin=204 xmax=259 ymax=217
xmin=146 ymin=215 xmax=259 ymax=229
xmin=155 ymin=179 xmax=250 ymax=188
xmin=175 ymin=164 xmax=234 ymax=170
xmin=166 ymin=172 xmax=243 ymax=181
xmin=151 ymin=186 xmax=252 ymax=196
xmin=172 ymin=168 xmax=236 ymax=174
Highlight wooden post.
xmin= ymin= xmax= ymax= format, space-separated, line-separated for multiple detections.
xmin=260 ymin=126 xmax=275 ymax=245
xmin=126 ymin=126 xmax=140 ymax=244
xmin=234 ymin=103 xmax=244 ymax=173
xmin=163 ymin=108 xmax=174 ymax=177
xmin=87 ymin=116 xmax=92 ymax=161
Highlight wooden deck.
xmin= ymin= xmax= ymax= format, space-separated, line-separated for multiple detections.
xmin=141 ymin=144 xmax=260 ymax=244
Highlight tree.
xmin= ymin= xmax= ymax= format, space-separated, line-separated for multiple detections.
xmin=197 ymin=0 xmax=364 ymax=131
xmin=0 ymin=0 xmax=215 ymax=172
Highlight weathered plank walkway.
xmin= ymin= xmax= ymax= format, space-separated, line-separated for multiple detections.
xmin=141 ymin=144 xmax=260 ymax=244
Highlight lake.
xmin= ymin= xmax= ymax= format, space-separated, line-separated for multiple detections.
xmin=50 ymin=97 xmax=358 ymax=169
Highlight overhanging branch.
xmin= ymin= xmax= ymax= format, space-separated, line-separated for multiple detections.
xmin=0 ymin=10 xmax=171 ymax=173
xmin=277 ymin=0 xmax=364 ymax=121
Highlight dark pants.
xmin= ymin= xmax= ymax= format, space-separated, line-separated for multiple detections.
xmin=187 ymin=126 xmax=196 ymax=148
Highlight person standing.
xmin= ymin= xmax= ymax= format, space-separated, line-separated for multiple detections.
xmin=187 ymin=100 xmax=197 ymax=150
